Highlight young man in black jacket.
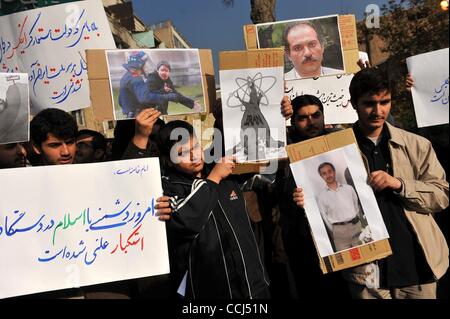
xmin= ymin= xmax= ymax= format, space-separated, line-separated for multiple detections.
xmin=145 ymin=61 xmax=202 ymax=115
xmin=280 ymin=95 xmax=351 ymax=299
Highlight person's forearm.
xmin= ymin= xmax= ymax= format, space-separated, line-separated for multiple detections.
xmin=132 ymin=134 xmax=149 ymax=150
xmin=177 ymin=94 xmax=195 ymax=109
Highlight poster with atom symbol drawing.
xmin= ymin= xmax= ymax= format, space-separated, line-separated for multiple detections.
xmin=220 ymin=67 xmax=287 ymax=163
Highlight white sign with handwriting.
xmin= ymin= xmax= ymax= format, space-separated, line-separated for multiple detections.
xmin=0 ymin=158 xmax=169 ymax=299
xmin=0 ymin=0 xmax=116 ymax=114
xmin=285 ymin=74 xmax=358 ymax=125
xmin=407 ymin=48 xmax=449 ymax=128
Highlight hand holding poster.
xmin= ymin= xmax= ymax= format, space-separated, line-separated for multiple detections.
xmin=0 ymin=0 xmax=116 ymax=114
xmin=406 ymin=48 xmax=449 ymax=128
xmin=287 ymin=129 xmax=391 ymax=273
xmin=0 ymin=158 xmax=169 ymax=299
xmin=0 ymin=73 xmax=29 ymax=145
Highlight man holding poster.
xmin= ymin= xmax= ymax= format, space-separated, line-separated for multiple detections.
xmin=347 ymin=68 xmax=449 ymax=299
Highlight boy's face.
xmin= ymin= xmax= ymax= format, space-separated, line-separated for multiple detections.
xmin=158 ymin=65 xmax=170 ymax=81
xmin=75 ymin=135 xmax=97 ymax=164
xmin=0 ymin=143 xmax=27 ymax=169
xmin=173 ymin=136 xmax=204 ymax=176
xmin=33 ymin=133 xmax=76 ymax=165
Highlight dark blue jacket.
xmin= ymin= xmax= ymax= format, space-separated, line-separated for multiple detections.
xmin=118 ymin=71 xmax=175 ymax=115
xmin=146 ymin=71 xmax=195 ymax=115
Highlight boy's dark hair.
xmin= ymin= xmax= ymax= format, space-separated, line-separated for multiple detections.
xmin=292 ymin=94 xmax=324 ymax=115
xmin=157 ymin=60 xmax=171 ymax=71
xmin=157 ymin=120 xmax=195 ymax=157
xmin=30 ymin=108 xmax=78 ymax=147
xmin=350 ymin=68 xmax=391 ymax=107
xmin=77 ymin=129 xmax=107 ymax=151
xmin=318 ymin=162 xmax=336 ymax=174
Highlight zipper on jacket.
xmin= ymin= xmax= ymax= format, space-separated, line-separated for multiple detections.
xmin=212 ymin=213 xmax=233 ymax=299
xmin=218 ymin=201 xmax=253 ymax=299
xmin=243 ymin=197 xmax=270 ymax=287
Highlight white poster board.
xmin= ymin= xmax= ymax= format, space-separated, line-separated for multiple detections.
xmin=290 ymin=144 xmax=389 ymax=257
xmin=0 ymin=73 xmax=29 ymax=144
xmin=0 ymin=0 xmax=116 ymax=114
xmin=0 ymin=158 xmax=169 ymax=299
xmin=406 ymin=48 xmax=449 ymax=128
xmin=220 ymin=67 xmax=287 ymax=162
xmin=285 ymin=74 xmax=358 ymax=125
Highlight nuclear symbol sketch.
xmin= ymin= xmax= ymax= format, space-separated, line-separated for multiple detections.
xmin=226 ymin=72 xmax=285 ymax=161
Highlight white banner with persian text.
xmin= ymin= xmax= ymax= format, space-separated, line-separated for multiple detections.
xmin=285 ymin=74 xmax=358 ymax=125
xmin=0 ymin=158 xmax=169 ymax=299
xmin=407 ymin=48 xmax=449 ymax=128
xmin=0 ymin=0 xmax=116 ymax=114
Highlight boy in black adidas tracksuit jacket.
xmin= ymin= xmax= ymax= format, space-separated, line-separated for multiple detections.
xmin=161 ymin=121 xmax=270 ymax=299
xmin=125 ymin=114 xmax=270 ymax=299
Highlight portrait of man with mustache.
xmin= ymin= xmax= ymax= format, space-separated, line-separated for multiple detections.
xmin=283 ymin=21 xmax=345 ymax=80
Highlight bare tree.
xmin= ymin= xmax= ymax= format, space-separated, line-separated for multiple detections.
xmin=222 ymin=0 xmax=276 ymax=24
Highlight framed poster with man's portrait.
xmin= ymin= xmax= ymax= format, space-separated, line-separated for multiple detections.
xmin=256 ymin=15 xmax=346 ymax=81
xmin=287 ymin=129 xmax=392 ymax=274
xmin=105 ymin=49 xmax=206 ymax=120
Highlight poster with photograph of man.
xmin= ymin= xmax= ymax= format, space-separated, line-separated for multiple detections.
xmin=220 ymin=67 xmax=287 ymax=163
xmin=256 ymin=15 xmax=345 ymax=80
xmin=0 ymin=73 xmax=30 ymax=145
xmin=290 ymin=144 xmax=390 ymax=258
xmin=105 ymin=49 xmax=206 ymax=120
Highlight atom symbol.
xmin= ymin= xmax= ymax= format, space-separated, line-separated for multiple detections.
xmin=227 ymin=72 xmax=277 ymax=110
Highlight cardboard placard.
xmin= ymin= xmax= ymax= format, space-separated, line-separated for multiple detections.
xmin=243 ymin=15 xmax=360 ymax=75
xmin=86 ymin=49 xmax=216 ymax=122
xmin=287 ymin=129 xmax=392 ymax=273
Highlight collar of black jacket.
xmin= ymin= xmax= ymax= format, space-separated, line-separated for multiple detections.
xmin=163 ymin=163 xmax=215 ymax=185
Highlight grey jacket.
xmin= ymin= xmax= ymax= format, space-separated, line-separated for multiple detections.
xmin=347 ymin=123 xmax=449 ymax=285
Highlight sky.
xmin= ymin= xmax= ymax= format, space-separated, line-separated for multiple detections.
xmin=132 ymin=0 xmax=389 ymax=79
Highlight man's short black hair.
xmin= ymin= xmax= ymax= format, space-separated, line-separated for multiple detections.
xmin=292 ymin=94 xmax=324 ymax=116
xmin=30 ymin=108 xmax=78 ymax=147
xmin=157 ymin=120 xmax=196 ymax=157
xmin=350 ymin=68 xmax=391 ymax=107
xmin=77 ymin=129 xmax=106 ymax=151
xmin=318 ymin=162 xmax=336 ymax=174
xmin=283 ymin=22 xmax=323 ymax=53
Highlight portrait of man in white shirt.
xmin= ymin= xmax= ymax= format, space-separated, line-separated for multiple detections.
xmin=317 ymin=162 xmax=367 ymax=252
